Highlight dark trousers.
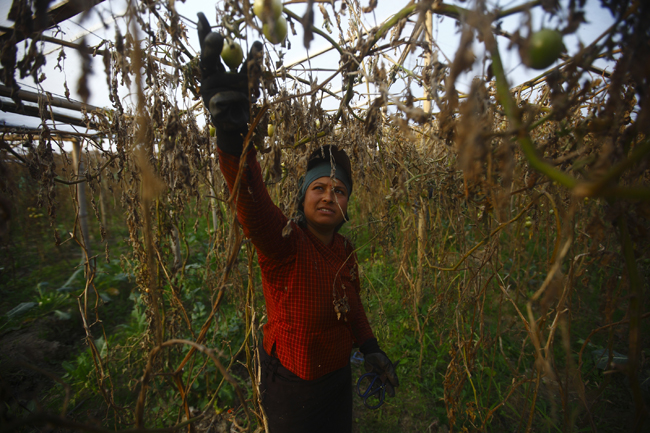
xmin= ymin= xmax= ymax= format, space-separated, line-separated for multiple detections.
xmin=259 ymin=343 xmax=352 ymax=433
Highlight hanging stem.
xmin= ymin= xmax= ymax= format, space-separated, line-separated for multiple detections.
xmin=617 ymin=212 xmax=647 ymax=430
xmin=485 ymin=30 xmax=578 ymax=190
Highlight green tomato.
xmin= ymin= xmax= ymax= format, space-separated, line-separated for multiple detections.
xmin=209 ymin=125 xmax=216 ymax=137
xmin=263 ymin=15 xmax=287 ymax=45
xmin=523 ymin=29 xmax=564 ymax=70
xmin=267 ymin=123 xmax=275 ymax=137
xmin=221 ymin=39 xmax=243 ymax=70
xmin=254 ymin=0 xmax=282 ymax=22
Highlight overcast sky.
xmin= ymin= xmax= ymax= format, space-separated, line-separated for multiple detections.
xmin=0 ymin=0 xmax=616 ymax=135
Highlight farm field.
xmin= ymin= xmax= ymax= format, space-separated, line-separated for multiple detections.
xmin=1 ymin=0 xmax=649 ymax=432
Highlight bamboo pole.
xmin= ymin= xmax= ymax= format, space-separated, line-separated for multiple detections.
xmin=0 ymin=99 xmax=99 ymax=129
xmin=416 ymin=197 xmax=427 ymax=304
xmin=98 ymin=175 xmax=108 ymax=232
xmin=0 ymin=0 xmax=106 ymax=44
xmin=0 ymin=85 xmax=100 ymax=113
xmin=422 ymin=10 xmax=434 ymax=115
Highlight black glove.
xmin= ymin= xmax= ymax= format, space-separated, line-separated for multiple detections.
xmin=360 ymin=338 xmax=399 ymax=398
xmin=197 ymin=12 xmax=263 ymax=154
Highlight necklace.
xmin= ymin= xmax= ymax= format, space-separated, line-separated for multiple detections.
xmin=333 ymin=245 xmax=356 ymax=321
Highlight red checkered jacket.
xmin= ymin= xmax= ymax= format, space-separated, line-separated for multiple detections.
xmin=218 ymin=147 xmax=375 ymax=380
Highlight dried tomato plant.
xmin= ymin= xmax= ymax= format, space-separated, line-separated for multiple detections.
xmin=0 ymin=0 xmax=648 ymax=431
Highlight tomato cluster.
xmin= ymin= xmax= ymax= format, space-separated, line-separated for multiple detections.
xmin=254 ymin=0 xmax=287 ymax=45
xmin=219 ymin=0 xmax=287 ymax=70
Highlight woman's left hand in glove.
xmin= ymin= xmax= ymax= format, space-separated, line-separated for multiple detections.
xmin=360 ymin=338 xmax=400 ymax=397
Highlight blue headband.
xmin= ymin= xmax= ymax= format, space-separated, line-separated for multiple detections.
xmin=300 ymin=162 xmax=352 ymax=198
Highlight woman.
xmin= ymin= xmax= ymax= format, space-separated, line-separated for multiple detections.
xmin=197 ymin=14 xmax=398 ymax=432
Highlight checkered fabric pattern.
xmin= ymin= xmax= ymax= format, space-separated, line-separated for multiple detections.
xmin=218 ymin=147 xmax=375 ymax=380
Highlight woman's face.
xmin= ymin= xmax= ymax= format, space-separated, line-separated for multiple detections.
xmin=302 ymin=176 xmax=349 ymax=237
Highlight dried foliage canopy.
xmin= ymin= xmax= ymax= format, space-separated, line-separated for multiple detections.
xmin=0 ymin=0 xmax=649 ymax=432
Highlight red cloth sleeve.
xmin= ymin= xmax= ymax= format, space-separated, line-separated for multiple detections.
xmin=217 ymin=147 xmax=296 ymax=261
